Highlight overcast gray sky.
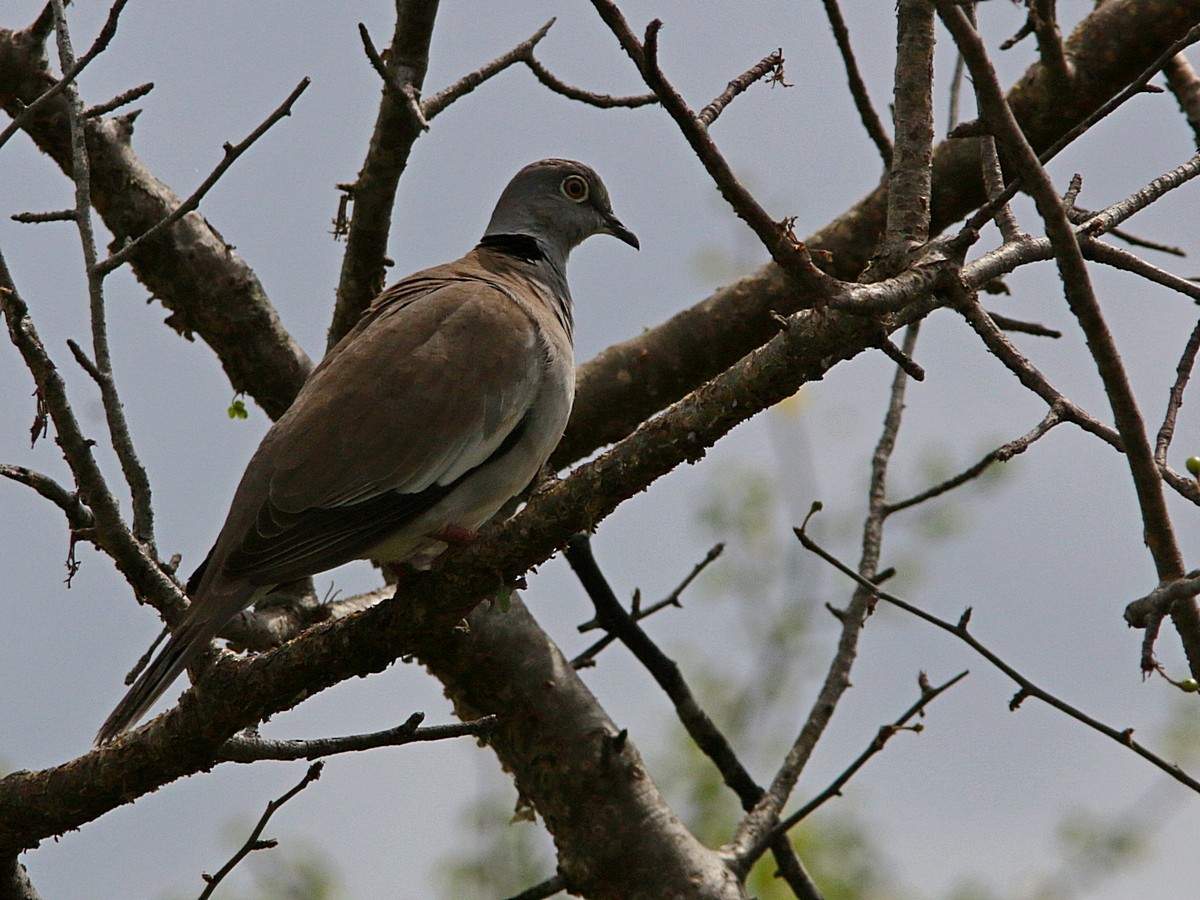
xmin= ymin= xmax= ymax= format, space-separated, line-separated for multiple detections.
xmin=4 ymin=2 xmax=1200 ymax=898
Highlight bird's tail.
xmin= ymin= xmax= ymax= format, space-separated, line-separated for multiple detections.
xmin=95 ymin=586 xmax=257 ymax=745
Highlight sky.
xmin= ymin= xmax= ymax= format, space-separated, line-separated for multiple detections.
xmin=3 ymin=2 xmax=1200 ymax=898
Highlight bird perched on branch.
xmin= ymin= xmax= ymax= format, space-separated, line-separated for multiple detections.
xmin=97 ymin=158 xmax=638 ymax=744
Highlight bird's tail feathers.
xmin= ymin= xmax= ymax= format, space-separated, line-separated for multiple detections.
xmin=95 ymin=585 xmax=257 ymax=745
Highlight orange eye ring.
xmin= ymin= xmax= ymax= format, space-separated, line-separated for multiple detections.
xmin=561 ymin=174 xmax=589 ymax=203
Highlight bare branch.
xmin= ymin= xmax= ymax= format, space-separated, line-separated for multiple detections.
xmin=1165 ymin=50 xmax=1200 ymax=146
xmin=0 ymin=269 xmax=186 ymax=623
xmin=939 ymin=2 xmax=1200 ymax=675
xmin=820 ymin=0 xmax=892 ymax=167
xmin=1082 ymin=239 xmax=1200 ymax=303
xmin=197 ymin=762 xmax=323 ymax=900
xmin=563 ymin=533 xmax=822 ymax=900
xmin=0 ymin=0 xmax=131 ymax=151
xmin=738 ymin=670 xmax=969 ymax=871
xmin=961 ymin=23 xmax=1200 ymax=238
xmin=421 ymin=19 xmax=555 ymax=120
xmin=572 ymin=542 xmax=723 ymax=668
xmin=884 ymin=0 xmax=935 ymax=250
xmin=218 ymin=714 xmax=497 ymax=762
xmin=1155 ymin=316 xmax=1200 ymax=467
xmin=525 ymin=55 xmax=657 ymax=109
xmin=82 ymin=81 xmax=153 ymax=119
xmin=887 ymin=407 xmax=1063 ymax=514
xmin=794 ymin=525 xmax=1200 ymax=797
xmin=96 ymin=77 xmax=312 ymax=277
xmin=588 ymin=2 xmax=837 ymax=297
xmin=697 ymin=48 xmax=787 ymax=128
xmin=1079 ymin=150 xmax=1200 ymax=238
xmin=327 ymin=0 xmax=439 ymax=348
xmin=10 ymin=209 xmax=75 ymax=223
xmin=358 ymin=22 xmax=427 ymax=130
xmin=0 ymin=464 xmax=93 ymax=531
xmin=50 ymin=0 xmax=156 ymax=548
xmin=732 ymin=323 xmax=923 ymax=868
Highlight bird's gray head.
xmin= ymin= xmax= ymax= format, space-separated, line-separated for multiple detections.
xmin=482 ymin=159 xmax=639 ymax=268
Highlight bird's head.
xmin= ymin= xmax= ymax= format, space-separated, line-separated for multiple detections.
xmin=483 ymin=158 xmax=639 ymax=264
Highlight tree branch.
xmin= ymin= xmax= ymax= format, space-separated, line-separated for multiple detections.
xmin=794 ymin=524 xmax=1200 ymax=797
xmin=217 ymin=713 xmax=497 ymax=762
xmin=326 ymin=0 xmax=439 ymax=349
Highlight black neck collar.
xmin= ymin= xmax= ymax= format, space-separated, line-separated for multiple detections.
xmin=477 ymin=233 xmax=546 ymax=263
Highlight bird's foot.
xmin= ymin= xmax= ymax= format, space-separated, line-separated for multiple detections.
xmin=427 ymin=524 xmax=481 ymax=548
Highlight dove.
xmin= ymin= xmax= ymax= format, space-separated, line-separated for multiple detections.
xmin=96 ymin=158 xmax=637 ymax=743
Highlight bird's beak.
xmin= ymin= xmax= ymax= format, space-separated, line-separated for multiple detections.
xmin=603 ymin=213 xmax=640 ymax=250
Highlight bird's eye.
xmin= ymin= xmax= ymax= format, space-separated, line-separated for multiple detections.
xmin=561 ymin=174 xmax=589 ymax=203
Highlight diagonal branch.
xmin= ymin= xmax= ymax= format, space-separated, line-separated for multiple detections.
xmin=564 ymin=534 xmax=822 ymax=899
xmin=0 ymin=0 xmax=131 ymax=152
xmin=96 ymin=78 xmax=312 ymax=277
xmin=820 ymin=0 xmax=892 ymax=167
xmin=795 ymin=525 xmax=1200 ymax=797
xmin=589 ymin=2 xmax=836 ymax=296
xmin=736 ymin=670 xmax=969 ymax=872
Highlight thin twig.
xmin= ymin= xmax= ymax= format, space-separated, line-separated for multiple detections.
xmin=887 ymin=407 xmax=1062 ymax=514
xmin=1079 ymin=151 xmax=1200 ymax=239
xmin=1155 ymin=317 xmax=1200 ymax=467
xmin=732 ymin=324 xmax=923 ymax=869
xmin=97 ymin=77 xmax=311 ymax=277
xmin=83 ymin=81 xmax=153 ymax=118
xmin=588 ymin=2 xmax=836 ymax=297
xmin=358 ymin=22 xmax=428 ymax=130
xmin=10 ymin=209 xmax=75 ymax=223
xmin=563 ymin=533 xmax=823 ymax=900
xmin=218 ymin=714 xmax=498 ymax=762
xmin=524 ymin=56 xmax=657 ymax=110
xmin=421 ymin=19 xmax=556 ymax=121
xmin=197 ymin=762 xmax=324 ymax=900
xmin=51 ymin=0 xmax=157 ymax=549
xmin=0 ymin=0 xmax=132 ymax=151
xmin=1082 ymin=240 xmax=1200 ymax=304
xmin=821 ymin=0 xmax=892 ymax=167
xmin=577 ymin=541 xmax=722 ymax=634
xmin=327 ymin=1 xmax=438 ymax=348
xmin=697 ymin=48 xmax=787 ymax=128
xmin=794 ymin=526 xmax=1200 ymax=796
xmin=981 ymin=134 xmax=1022 ymax=242
xmin=737 ymin=670 xmax=969 ymax=871
xmin=0 ymin=464 xmax=93 ymax=530
xmin=986 ymin=312 xmax=1060 ymax=338
xmin=0 ymin=270 xmax=187 ymax=623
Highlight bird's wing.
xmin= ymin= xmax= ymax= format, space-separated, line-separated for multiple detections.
xmin=213 ymin=268 xmax=550 ymax=585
